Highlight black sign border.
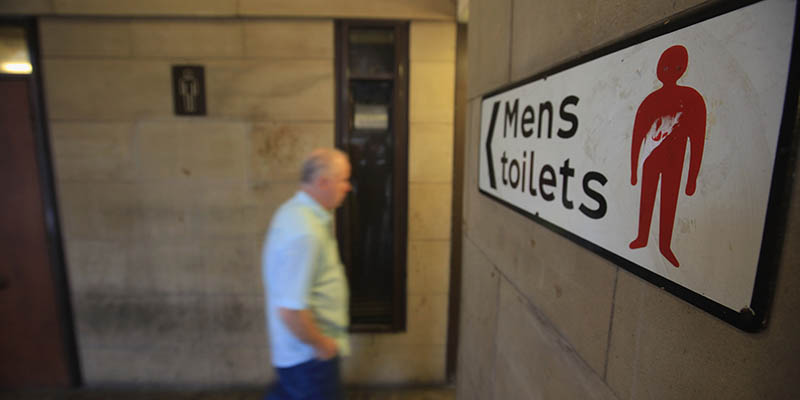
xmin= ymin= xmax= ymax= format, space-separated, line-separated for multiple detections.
xmin=172 ymin=65 xmax=207 ymax=116
xmin=478 ymin=0 xmax=800 ymax=332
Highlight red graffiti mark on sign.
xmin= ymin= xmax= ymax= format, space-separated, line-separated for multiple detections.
xmin=629 ymin=45 xmax=707 ymax=268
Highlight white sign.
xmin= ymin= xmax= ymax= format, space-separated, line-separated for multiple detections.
xmin=478 ymin=0 xmax=796 ymax=325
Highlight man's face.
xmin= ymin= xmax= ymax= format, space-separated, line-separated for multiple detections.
xmin=656 ymin=45 xmax=688 ymax=84
xmin=321 ymin=157 xmax=352 ymax=210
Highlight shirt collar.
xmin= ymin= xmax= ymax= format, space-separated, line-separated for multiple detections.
xmin=295 ymin=190 xmax=333 ymax=223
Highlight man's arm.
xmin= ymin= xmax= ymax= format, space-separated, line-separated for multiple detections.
xmin=686 ymin=94 xmax=707 ymax=196
xmin=278 ymin=307 xmax=338 ymax=360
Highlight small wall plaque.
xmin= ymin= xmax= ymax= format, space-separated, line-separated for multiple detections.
xmin=172 ymin=65 xmax=206 ymax=116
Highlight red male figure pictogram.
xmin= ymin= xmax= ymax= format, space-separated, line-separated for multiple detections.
xmin=629 ymin=45 xmax=706 ymax=268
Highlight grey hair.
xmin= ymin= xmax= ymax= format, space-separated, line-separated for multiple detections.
xmin=300 ymin=148 xmax=348 ymax=184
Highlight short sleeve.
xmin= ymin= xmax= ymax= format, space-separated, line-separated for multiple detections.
xmin=267 ymin=233 xmax=320 ymax=310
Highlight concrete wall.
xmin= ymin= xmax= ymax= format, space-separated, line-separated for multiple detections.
xmin=457 ymin=0 xmax=800 ymax=399
xmin=5 ymin=1 xmax=457 ymax=386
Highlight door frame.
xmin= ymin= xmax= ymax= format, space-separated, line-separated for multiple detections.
xmin=1 ymin=17 xmax=82 ymax=386
xmin=334 ymin=19 xmax=409 ymax=332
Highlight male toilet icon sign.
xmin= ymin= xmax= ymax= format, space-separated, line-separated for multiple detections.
xmin=178 ymin=69 xmax=199 ymax=113
xmin=629 ymin=45 xmax=707 ymax=268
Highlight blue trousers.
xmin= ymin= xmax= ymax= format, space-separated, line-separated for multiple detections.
xmin=266 ymin=357 xmax=343 ymax=400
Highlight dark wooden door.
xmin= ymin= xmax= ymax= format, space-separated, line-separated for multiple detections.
xmin=0 ymin=78 xmax=72 ymax=387
xmin=336 ymin=21 xmax=409 ymax=331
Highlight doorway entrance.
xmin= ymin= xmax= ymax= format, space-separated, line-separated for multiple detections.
xmin=335 ymin=20 xmax=409 ymax=331
xmin=0 ymin=21 xmax=79 ymax=388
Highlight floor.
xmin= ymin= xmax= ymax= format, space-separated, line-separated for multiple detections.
xmin=0 ymin=386 xmax=455 ymax=400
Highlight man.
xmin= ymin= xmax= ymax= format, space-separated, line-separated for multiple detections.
xmin=263 ymin=148 xmax=352 ymax=399
xmin=629 ymin=45 xmax=706 ymax=268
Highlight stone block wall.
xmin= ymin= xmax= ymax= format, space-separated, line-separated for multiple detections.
xmin=457 ymin=0 xmax=800 ymax=399
xmin=42 ymin=17 xmax=331 ymax=385
xmin=24 ymin=10 xmax=456 ymax=386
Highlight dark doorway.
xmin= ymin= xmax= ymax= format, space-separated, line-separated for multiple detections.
xmin=335 ymin=20 xmax=409 ymax=332
xmin=0 ymin=21 xmax=79 ymax=388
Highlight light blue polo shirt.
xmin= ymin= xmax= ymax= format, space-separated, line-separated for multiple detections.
xmin=262 ymin=191 xmax=350 ymax=367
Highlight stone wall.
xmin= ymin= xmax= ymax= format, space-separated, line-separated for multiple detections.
xmin=457 ymin=0 xmax=800 ymax=399
xmin=25 ymin=10 xmax=456 ymax=386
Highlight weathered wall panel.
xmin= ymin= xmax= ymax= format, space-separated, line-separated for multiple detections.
xmin=130 ymin=20 xmax=244 ymax=58
xmin=238 ymin=0 xmax=453 ymax=20
xmin=510 ymin=0 xmax=714 ymax=82
xmin=455 ymin=237 xmax=500 ymax=400
xmin=0 ymin=0 xmax=52 ymax=14
xmin=493 ymin=278 xmax=618 ymax=400
xmin=43 ymin=59 xmax=172 ymax=121
xmin=244 ymin=21 xmax=334 ymax=59
xmin=52 ymin=0 xmax=238 ymax=16
xmin=40 ymin=19 xmax=131 ymax=57
xmin=466 ymin=0 xmax=510 ymax=98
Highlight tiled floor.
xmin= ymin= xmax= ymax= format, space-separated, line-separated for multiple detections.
xmin=0 ymin=386 xmax=455 ymax=400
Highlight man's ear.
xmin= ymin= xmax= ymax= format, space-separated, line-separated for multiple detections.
xmin=316 ymin=174 xmax=331 ymax=188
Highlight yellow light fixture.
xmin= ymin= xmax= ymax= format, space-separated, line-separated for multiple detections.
xmin=1 ymin=62 xmax=32 ymax=74
xmin=0 ymin=27 xmax=32 ymax=74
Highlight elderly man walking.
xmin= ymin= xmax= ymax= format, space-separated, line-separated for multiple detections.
xmin=262 ymin=148 xmax=352 ymax=400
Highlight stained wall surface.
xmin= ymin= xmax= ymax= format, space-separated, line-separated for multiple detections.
xmin=0 ymin=0 xmax=456 ymax=386
xmin=457 ymin=0 xmax=800 ymax=399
